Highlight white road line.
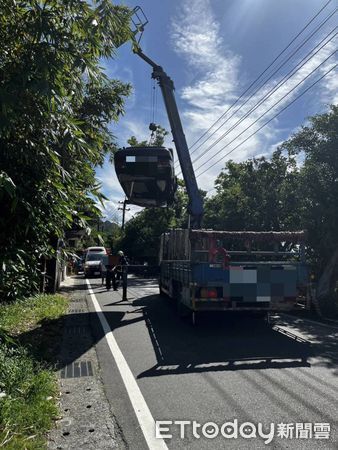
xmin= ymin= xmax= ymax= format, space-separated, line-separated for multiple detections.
xmin=86 ymin=279 xmax=168 ymax=450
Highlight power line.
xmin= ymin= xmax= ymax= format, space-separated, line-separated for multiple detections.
xmin=189 ymin=17 xmax=336 ymax=171
xmin=195 ymin=62 xmax=337 ymax=180
xmin=104 ymin=201 xmax=122 ymax=225
xmin=183 ymin=27 xmax=337 ymax=173
xmin=174 ymin=0 xmax=334 ymax=169
xmin=176 ymin=8 xmax=337 ymax=174
xmin=195 ymin=52 xmax=336 ymax=175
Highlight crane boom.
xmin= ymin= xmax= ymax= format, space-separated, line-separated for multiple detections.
xmin=135 ymin=48 xmax=204 ymax=229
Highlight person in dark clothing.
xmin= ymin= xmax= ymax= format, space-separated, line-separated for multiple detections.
xmin=105 ymin=264 xmax=118 ymax=291
xmin=116 ymin=250 xmax=128 ymax=282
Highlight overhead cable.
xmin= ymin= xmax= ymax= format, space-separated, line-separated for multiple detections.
xmin=195 ymin=61 xmax=337 ymax=179
xmin=174 ymin=0 xmax=335 ymax=170
xmin=184 ymin=28 xmax=337 ymax=172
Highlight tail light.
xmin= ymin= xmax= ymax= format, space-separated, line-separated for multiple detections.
xmin=200 ymin=288 xmax=218 ymax=298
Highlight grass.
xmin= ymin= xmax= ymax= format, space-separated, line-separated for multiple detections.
xmin=0 ymin=294 xmax=68 ymax=335
xmin=0 ymin=294 xmax=68 ymax=448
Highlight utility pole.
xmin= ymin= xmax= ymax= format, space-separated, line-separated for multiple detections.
xmin=118 ymin=198 xmax=130 ymax=230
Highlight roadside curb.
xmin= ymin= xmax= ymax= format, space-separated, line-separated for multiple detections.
xmin=48 ymin=276 xmax=125 ymax=450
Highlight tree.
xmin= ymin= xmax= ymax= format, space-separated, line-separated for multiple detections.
xmin=281 ymin=105 xmax=338 ymax=273
xmin=120 ymin=208 xmax=175 ymax=264
xmin=120 ymin=178 xmax=193 ymax=263
xmin=204 ymin=105 xmax=338 ymax=312
xmin=127 ymin=124 xmax=169 ymax=147
xmin=0 ymin=0 xmax=133 ymax=301
xmin=204 ymin=150 xmax=302 ymax=232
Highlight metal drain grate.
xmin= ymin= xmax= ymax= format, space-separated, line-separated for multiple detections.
xmin=68 ymin=308 xmax=86 ymax=313
xmin=61 ymin=361 xmax=94 ymax=378
xmin=65 ymin=326 xmax=90 ymax=336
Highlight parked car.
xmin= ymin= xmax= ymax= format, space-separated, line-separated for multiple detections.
xmin=85 ymin=246 xmax=107 ymax=255
xmin=84 ymin=252 xmax=105 ymax=278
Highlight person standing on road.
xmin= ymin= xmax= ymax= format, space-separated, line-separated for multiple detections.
xmin=116 ymin=250 xmax=128 ymax=282
xmin=105 ymin=263 xmax=118 ymax=291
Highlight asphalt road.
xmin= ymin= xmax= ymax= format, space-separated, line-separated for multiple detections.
xmin=82 ymin=275 xmax=338 ymax=450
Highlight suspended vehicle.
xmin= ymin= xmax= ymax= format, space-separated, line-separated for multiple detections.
xmin=114 ymin=145 xmax=176 ymax=208
xmin=113 ymin=8 xmax=196 ymax=213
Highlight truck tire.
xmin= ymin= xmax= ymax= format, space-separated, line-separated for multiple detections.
xmin=176 ymin=284 xmax=190 ymax=319
xmin=159 ymin=282 xmax=166 ymax=297
xmin=251 ymin=311 xmax=268 ymax=319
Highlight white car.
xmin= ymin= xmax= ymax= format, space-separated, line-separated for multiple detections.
xmin=85 ymin=246 xmax=107 ymax=254
xmin=84 ymin=252 xmax=106 ymax=277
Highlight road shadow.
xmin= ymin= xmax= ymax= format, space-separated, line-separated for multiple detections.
xmin=129 ymin=294 xmax=319 ymax=378
xmin=15 ymin=308 xmax=145 ymax=372
xmin=274 ymin=313 xmax=338 ymax=371
xmin=15 ymin=278 xmax=338 ymax=379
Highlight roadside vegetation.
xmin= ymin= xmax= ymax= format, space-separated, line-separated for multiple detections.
xmin=0 ymin=1 xmax=134 ymax=446
xmin=0 ymin=0 xmax=133 ymax=302
xmin=0 ymin=294 xmax=68 ymax=448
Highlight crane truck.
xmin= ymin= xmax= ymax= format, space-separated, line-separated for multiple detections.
xmin=116 ymin=8 xmax=311 ymax=324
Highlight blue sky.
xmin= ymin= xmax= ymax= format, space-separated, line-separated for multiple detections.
xmin=96 ymin=0 xmax=337 ymax=223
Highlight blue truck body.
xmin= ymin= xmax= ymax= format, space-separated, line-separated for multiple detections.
xmin=159 ymin=229 xmax=310 ymax=314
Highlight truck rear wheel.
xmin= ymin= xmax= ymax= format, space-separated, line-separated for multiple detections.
xmin=192 ymin=311 xmax=197 ymax=326
xmin=159 ymin=282 xmax=167 ymax=297
xmin=175 ymin=285 xmax=191 ymax=320
xmin=173 ymin=282 xmax=182 ymax=314
xmin=251 ymin=311 xmax=268 ymax=319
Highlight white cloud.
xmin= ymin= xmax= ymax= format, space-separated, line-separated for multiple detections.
xmin=118 ymin=118 xmax=149 ymax=145
xmin=320 ymin=59 xmax=338 ymax=104
xmin=96 ymin=157 xmax=143 ymax=223
xmin=172 ymin=0 xmax=240 ymax=113
xmin=100 ymin=58 xmax=134 ymax=85
xmin=97 ymin=200 xmax=121 ymax=224
xmin=171 ymin=0 xmax=338 ymax=192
